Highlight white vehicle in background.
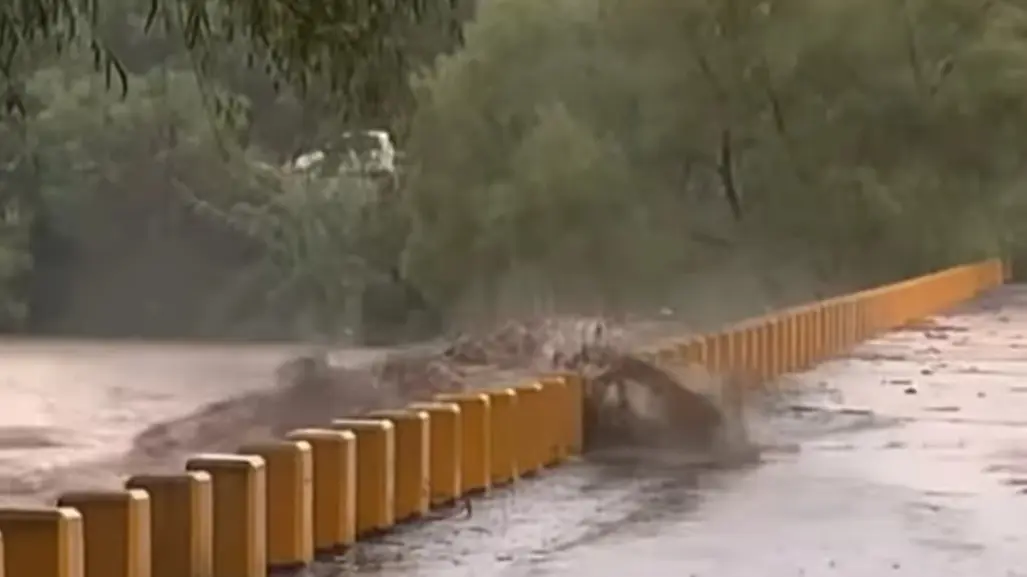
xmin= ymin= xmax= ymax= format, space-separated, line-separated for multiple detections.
xmin=285 ymin=129 xmax=398 ymax=182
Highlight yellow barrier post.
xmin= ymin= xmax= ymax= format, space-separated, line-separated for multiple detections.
xmin=850 ymin=297 xmax=861 ymax=346
xmin=829 ymin=303 xmax=838 ymax=357
xmin=690 ymin=338 xmax=708 ymax=369
xmin=840 ymin=300 xmax=849 ymax=350
xmin=435 ymin=392 xmax=491 ymax=494
xmin=729 ymin=329 xmax=744 ymax=374
xmin=878 ymin=286 xmax=890 ymax=330
xmin=406 ymin=402 xmax=462 ymax=506
xmin=750 ymin=325 xmax=763 ymax=380
xmin=715 ymin=333 xmax=731 ymax=374
xmin=855 ymin=296 xmax=867 ymax=341
xmin=185 ymin=454 xmax=267 ymax=577
xmin=888 ymin=286 xmax=900 ymax=328
xmin=826 ymin=303 xmax=837 ymax=357
xmin=56 ymin=490 xmax=150 ymax=577
xmin=794 ymin=313 xmax=805 ymax=370
xmin=366 ymin=410 xmax=431 ymax=522
xmin=750 ymin=326 xmax=762 ymax=378
xmin=825 ymin=303 xmax=833 ymax=357
xmin=812 ymin=307 xmax=822 ymax=365
xmin=653 ymin=344 xmax=678 ymax=365
xmin=810 ymin=307 xmax=822 ymax=365
xmin=837 ymin=301 xmax=847 ymax=349
xmin=680 ymin=338 xmax=706 ymax=366
xmin=802 ymin=309 xmax=813 ymax=366
xmin=769 ymin=318 xmax=781 ymax=376
xmin=284 ymin=429 xmax=356 ymax=553
xmin=783 ymin=313 xmax=795 ymax=371
xmin=482 ymin=389 xmax=519 ymax=486
xmin=824 ymin=305 xmax=835 ymax=357
xmin=833 ymin=301 xmax=843 ymax=352
xmin=831 ymin=302 xmax=841 ymax=353
xmin=779 ymin=317 xmax=791 ymax=377
xmin=936 ymin=270 xmax=950 ymax=308
xmin=842 ymin=299 xmax=852 ymax=349
xmin=878 ymin=289 xmax=888 ymax=333
xmin=822 ymin=305 xmax=831 ymax=359
xmin=237 ymin=440 xmax=314 ymax=569
xmin=732 ymin=327 xmax=747 ymax=377
xmin=801 ymin=309 xmax=811 ymax=367
xmin=783 ymin=314 xmax=797 ymax=373
xmin=700 ymin=334 xmax=714 ymax=372
xmin=864 ymin=290 xmax=876 ymax=335
xmin=125 ymin=472 xmax=213 ymax=577
xmin=0 ymin=507 xmax=83 ymax=577
xmin=800 ymin=309 xmax=813 ymax=369
xmin=902 ymin=280 xmax=917 ymax=325
xmin=561 ymin=373 xmax=585 ymax=455
xmin=508 ymin=383 xmax=544 ymax=476
xmin=884 ymin=287 xmax=897 ymax=329
xmin=824 ymin=304 xmax=834 ymax=358
xmin=767 ymin=317 xmax=781 ymax=379
xmin=760 ymin=321 xmax=774 ymax=380
xmin=727 ymin=331 xmax=742 ymax=370
xmin=539 ymin=377 xmax=568 ymax=465
xmin=794 ymin=311 xmax=806 ymax=369
xmin=873 ymin=289 xmax=884 ymax=334
xmin=745 ymin=325 xmax=761 ymax=381
xmin=841 ymin=299 xmax=850 ymax=347
xmin=553 ymin=375 xmax=577 ymax=458
xmin=329 ymin=419 xmax=395 ymax=536
xmin=885 ymin=287 xmax=897 ymax=330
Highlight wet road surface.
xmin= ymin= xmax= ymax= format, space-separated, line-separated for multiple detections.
xmin=341 ymin=286 xmax=1027 ymax=577
xmin=2 ymin=288 xmax=1027 ymax=575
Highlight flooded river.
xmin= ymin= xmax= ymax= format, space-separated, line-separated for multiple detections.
xmin=0 ymin=340 xmax=384 ymax=504
xmin=2 ymin=287 xmax=1026 ymax=576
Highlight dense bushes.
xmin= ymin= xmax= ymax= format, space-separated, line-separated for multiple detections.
xmin=2 ymin=0 xmax=1027 ymax=339
xmin=400 ymin=0 xmax=1027 ymax=324
xmin=0 ymin=0 xmax=461 ymax=339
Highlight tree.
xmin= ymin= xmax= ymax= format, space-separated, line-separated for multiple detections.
xmin=4 ymin=0 xmax=1027 ymax=340
xmin=399 ymin=0 xmax=1027 ymax=321
xmin=0 ymin=0 xmax=470 ymax=129
xmin=0 ymin=0 xmax=469 ymax=339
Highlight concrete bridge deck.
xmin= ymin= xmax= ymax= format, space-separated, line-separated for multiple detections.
xmin=337 ymin=286 xmax=1027 ymax=577
xmin=1 ymin=286 xmax=1025 ymax=576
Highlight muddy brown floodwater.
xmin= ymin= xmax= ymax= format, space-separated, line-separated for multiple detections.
xmin=0 ymin=340 xmax=385 ymax=504
xmin=3 ymin=287 xmax=1027 ymax=576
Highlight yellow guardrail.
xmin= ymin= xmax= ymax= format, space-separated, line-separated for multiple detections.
xmin=0 ymin=258 xmax=1006 ymax=577
xmin=643 ymin=258 xmax=1007 ymax=381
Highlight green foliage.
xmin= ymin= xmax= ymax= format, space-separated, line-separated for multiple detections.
xmin=4 ymin=0 xmax=1027 ymax=339
xmin=0 ymin=0 xmax=463 ymax=339
xmin=0 ymin=0 xmax=468 ymax=129
xmin=400 ymin=0 xmax=1027 ymax=318
xmin=8 ymin=56 xmax=420 ymax=338
xmin=0 ymin=169 xmax=35 ymax=329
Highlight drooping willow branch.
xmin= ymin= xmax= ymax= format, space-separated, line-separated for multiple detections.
xmin=0 ymin=0 xmax=466 ymax=119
